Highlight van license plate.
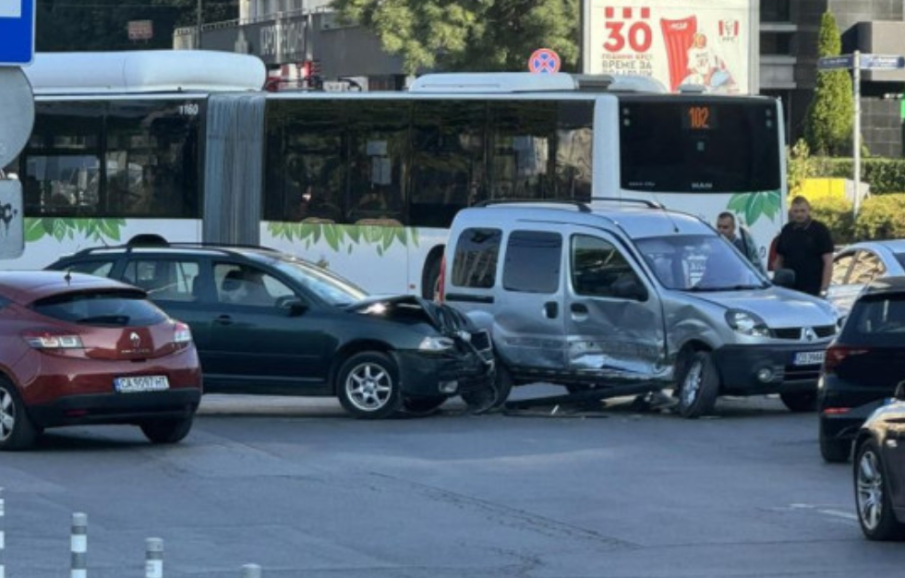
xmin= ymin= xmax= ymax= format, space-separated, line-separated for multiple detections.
xmin=114 ymin=376 xmax=170 ymax=393
xmin=793 ymin=351 xmax=825 ymax=366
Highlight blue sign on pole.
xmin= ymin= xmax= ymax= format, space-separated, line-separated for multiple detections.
xmin=0 ymin=0 xmax=35 ymax=66
xmin=860 ymin=54 xmax=905 ymax=71
xmin=817 ymin=55 xmax=854 ymax=71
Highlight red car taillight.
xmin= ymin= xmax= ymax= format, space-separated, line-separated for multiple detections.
xmin=22 ymin=331 xmax=84 ymax=350
xmin=437 ymin=255 xmax=446 ymax=303
xmin=823 ymin=345 xmax=868 ymax=374
xmin=174 ymin=322 xmax=192 ymax=348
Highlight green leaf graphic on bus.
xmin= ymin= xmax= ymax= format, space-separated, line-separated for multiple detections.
xmin=266 ymin=222 xmax=420 ymax=253
xmin=726 ymin=191 xmax=782 ymax=226
xmin=25 ymin=218 xmax=126 ymax=243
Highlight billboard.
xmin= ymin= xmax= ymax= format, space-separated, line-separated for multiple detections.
xmin=582 ymin=0 xmax=758 ymax=94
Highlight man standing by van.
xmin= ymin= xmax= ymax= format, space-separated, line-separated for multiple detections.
xmin=716 ymin=212 xmax=764 ymax=274
xmin=773 ymin=196 xmax=834 ymax=297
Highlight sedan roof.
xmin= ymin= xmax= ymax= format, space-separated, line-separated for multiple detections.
xmin=864 ymin=276 xmax=905 ymax=295
xmin=0 ymin=271 xmax=139 ymax=304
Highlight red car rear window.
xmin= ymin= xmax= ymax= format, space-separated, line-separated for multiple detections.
xmin=31 ymin=290 xmax=167 ymax=327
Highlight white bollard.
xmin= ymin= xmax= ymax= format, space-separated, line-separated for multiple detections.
xmin=0 ymin=488 xmax=5 ymax=578
xmin=70 ymin=512 xmax=87 ymax=578
xmin=145 ymin=538 xmax=163 ymax=578
xmin=241 ymin=563 xmax=262 ymax=577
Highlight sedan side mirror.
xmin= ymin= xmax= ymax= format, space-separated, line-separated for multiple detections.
xmin=772 ymin=268 xmax=796 ymax=289
xmin=895 ymin=381 xmax=905 ymax=401
xmin=278 ymin=297 xmax=308 ymax=316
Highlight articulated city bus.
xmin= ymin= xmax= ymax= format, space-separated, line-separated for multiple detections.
xmin=5 ymin=51 xmax=786 ymax=296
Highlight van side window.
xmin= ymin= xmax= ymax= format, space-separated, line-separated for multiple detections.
xmin=451 ymin=228 xmax=502 ymax=288
xmin=571 ymin=235 xmax=644 ymax=299
xmin=503 ymin=231 xmax=562 ymax=293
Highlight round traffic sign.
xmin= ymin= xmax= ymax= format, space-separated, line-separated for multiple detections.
xmin=529 ymin=48 xmax=561 ymax=74
xmin=0 ymin=67 xmax=34 ymax=168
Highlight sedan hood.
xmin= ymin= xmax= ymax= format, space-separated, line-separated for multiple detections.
xmin=346 ymin=295 xmax=477 ymax=334
xmin=687 ymin=287 xmax=838 ymax=328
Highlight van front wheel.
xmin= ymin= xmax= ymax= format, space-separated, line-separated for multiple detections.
xmin=677 ymin=351 xmax=719 ymax=419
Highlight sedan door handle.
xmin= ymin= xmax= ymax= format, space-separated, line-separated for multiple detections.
xmin=571 ymin=303 xmax=589 ymax=314
xmin=214 ymin=315 xmax=233 ymax=326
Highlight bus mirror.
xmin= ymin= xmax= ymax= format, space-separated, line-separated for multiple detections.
xmin=0 ymin=180 xmax=24 ymax=259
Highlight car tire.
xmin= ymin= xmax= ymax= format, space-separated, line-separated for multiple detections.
xmin=780 ymin=392 xmax=817 ymax=413
xmin=462 ymin=358 xmax=512 ymax=413
xmin=140 ymin=415 xmax=195 ymax=444
xmin=402 ymin=396 xmax=447 ymax=416
xmin=854 ymin=439 xmax=905 ymax=541
xmin=337 ymin=352 xmax=403 ymax=419
xmin=819 ymin=419 xmax=851 ymax=463
xmin=677 ymin=351 xmax=719 ymax=419
xmin=0 ymin=378 xmax=38 ymax=451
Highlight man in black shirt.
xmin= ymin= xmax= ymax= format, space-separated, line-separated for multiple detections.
xmin=773 ymin=196 xmax=834 ymax=296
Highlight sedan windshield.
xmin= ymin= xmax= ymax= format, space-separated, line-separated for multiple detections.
xmin=635 ymin=234 xmax=767 ymax=291
xmin=270 ymin=258 xmax=367 ymax=305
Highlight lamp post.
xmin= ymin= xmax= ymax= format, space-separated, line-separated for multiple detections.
xmin=196 ymin=0 xmax=203 ymax=49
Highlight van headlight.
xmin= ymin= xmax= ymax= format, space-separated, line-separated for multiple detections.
xmin=725 ymin=310 xmax=771 ymax=337
xmin=419 ymin=336 xmax=455 ymax=352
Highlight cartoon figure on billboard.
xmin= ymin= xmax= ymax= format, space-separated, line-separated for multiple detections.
xmin=682 ymin=32 xmax=736 ymax=93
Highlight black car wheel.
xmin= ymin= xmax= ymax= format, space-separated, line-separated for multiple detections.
xmin=140 ymin=415 xmax=195 ymax=444
xmin=337 ymin=352 xmax=402 ymax=419
xmin=0 ymin=378 xmax=38 ymax=451
xmin=854 ymin=440 xmax=905 ymax=541
xmin=462 ymin=359 xmax=512 ymax=414
xmin=677 ymin=351 xmax=719 ymax=419
xmin=402 ymin=396 xmax=447 ymax=416
xmin=781 ymin=392 xmax=817 ymax=413
xmin=819 ymin=418 xmax=851 ymax=463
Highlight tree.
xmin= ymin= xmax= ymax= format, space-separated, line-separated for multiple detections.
xmin=330 ymin=0 xmax=580 ymax=74
xmin=803 ymin=10 xmax=854 ymax=157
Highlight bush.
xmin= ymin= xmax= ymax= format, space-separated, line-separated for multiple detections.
xmin=854 ymin=194 xmax=905 ymax=240
xmin=813 ymin=158 xmax=905 ymax=194
xmin=806 ymin=194 xmax=855 ymax=245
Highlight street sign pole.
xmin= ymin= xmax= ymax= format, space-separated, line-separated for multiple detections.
xmin=854 ymin=50 xmax=861 ymax=216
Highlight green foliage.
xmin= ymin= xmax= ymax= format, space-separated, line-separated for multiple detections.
xmin=267 ymin=222 xmax=419 ymax=256
xmin=726 ymin=191 xmax=782 ymax=226
xmin=36 ymin=0 xmax=237 ymax=52
xmin=330 ymin=0 xmax=579 ymax=74
xmin=787 ymin=139 xmax=816 ymax=194
xmin=25 ymin=218 xmax=126 ymax=243
xmin=854 ymin=194 xmax=905 ymax=240
xmin=808 ymin=195 xmax=855 ymax=245
xmin=804 ymin=11 xmax=854 ymax=156
xmin=813 ymin=158 xmax=905 ymax=195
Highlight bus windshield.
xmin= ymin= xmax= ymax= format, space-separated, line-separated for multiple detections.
xmin=619 ymin=99 xmax=781 ymax=194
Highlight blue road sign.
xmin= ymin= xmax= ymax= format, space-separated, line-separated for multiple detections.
xmin=860 ymin=54 xmax=905 ymax=70
xmin=817 ymin=55 xmax=854 ymax=70
xmin=0 ymin=0 xmax=35 ymax=66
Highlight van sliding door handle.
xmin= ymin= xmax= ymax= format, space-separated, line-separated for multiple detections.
xmin=571 ymin=303 xmax=589 ymax=314
xmin=543 ymin=302 xmax=559 ymax=319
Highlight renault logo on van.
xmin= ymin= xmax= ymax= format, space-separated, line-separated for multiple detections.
xmin=803 ymin=327 xmax=817 ymax=342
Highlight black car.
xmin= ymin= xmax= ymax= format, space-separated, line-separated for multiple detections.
xmin=48 ymin=244 xmax=495 ymax=419
xmin=818 ymin=277 xmax=905 ymax=462
xmin=852 ymin=385 xmax=905 ymax=541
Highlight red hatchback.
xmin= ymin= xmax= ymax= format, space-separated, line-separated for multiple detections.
xmin=0 ymin=271 xmax=202 ymax=450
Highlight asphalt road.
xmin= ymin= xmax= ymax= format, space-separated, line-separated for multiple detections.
xmin=2 ymin=386 xmax=905 ymax=577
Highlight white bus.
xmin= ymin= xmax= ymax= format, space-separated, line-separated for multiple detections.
xmin=6 ymin=51 xmax=786 ymax=296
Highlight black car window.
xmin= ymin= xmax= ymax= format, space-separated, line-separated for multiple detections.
xmin=503 ymin=230 xmax=562 ymax=294
xmin=123 ymin=259 xmax=201 ymax=302
xmin=572 ymin=235 xmax=647 ymax=300
xmin=452 ymin=228 xmax=502 ymax=289
xmin=32 ymin=289 xmax=166 ymax=327
xmin=59 ymin=260 xmax=116 ymax=278
xmin=269 ymin=258 xmax=366 ymax=306
xmin=214 ymin=263 xmax=294 ymax=308
xmin=846 ymin=294 xmax=905 ymax=345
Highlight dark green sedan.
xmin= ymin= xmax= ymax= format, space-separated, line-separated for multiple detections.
xmin=48 ymin=244 xmax=495 ymax=419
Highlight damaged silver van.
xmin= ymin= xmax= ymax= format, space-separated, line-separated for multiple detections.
xmin=440 ymin=200 xmax=840 ymax=418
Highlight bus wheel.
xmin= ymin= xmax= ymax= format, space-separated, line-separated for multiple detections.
xmin=422 ymin=253 xmax=442 ymax=301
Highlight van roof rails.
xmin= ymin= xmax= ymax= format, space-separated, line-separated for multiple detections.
xmin=591 ymin=197 xmax=665 ymax=209
xmin=474 ymin=199 xmax=592 ymax=213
